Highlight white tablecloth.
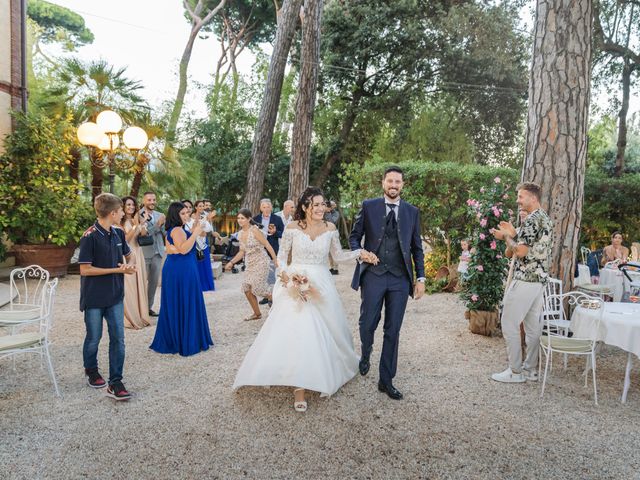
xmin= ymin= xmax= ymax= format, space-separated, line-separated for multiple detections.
xmin=571 ymin=302 xmax=640 ymax=359
xmin=575 ymin=264 xmax=591 ymax=286
xmin=599 ymin=268 xmax=640 ymax=302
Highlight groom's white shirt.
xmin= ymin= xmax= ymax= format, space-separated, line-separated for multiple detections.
xmin=383 ymin=195 xmax=400 ymax=219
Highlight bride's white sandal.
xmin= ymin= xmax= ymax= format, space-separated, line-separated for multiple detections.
xmin=293 ymin=388 xmax=307 ymax=412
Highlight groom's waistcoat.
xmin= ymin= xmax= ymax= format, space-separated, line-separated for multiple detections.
xmin=368 ymin=214 xmax=406 ymax=278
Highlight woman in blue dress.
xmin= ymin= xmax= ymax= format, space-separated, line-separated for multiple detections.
xmin=191 ymin=200 xmax=215 ymax=292
xmin=150 ymin=202 xmax=213 ymax=356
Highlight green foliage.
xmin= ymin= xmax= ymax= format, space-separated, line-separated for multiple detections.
xmin=0 ymin=110 xmax=92 ymax=259
xmin=458 ymin=181 xmax=512 ymax=312
xmin=340 ymin=160 xmax=518 ymax=254
xmin=581 ymin=169 xmax=640 ymax=248
xmin=28 ymin=0 xmax=94 ymax=49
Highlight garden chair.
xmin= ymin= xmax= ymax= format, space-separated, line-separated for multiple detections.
xmin=0 ymin=265 xmax=50 ymax=332
xmin=539 ymin=292 xmax=603 ymax=405
xmin=0 ymin=278 xmax=60 ymax=397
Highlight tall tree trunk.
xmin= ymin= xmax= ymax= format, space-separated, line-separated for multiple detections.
xmin=289 ymin=0 xmax=323 ymax=200
xmin=130 ymin=167 xmax=144 ymax=198
xmin=242 ymin=0 xmax=303 ymax=213
xmin=311 ymin=88 xmax=362 ymax=187
xmin=90 ymin=152 xmax=103 ymax=201
xmin=522 ymin=0 xmax=593 ymax=292
xmin=164 ymin=0 xmax=226 ymax=155
xmin=615 ymin=61 xmax=631 ymax=177
xmin=69 ymin=146 xmax=80 ymax=182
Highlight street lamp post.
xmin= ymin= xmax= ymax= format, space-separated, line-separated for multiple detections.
xmin=77 ymin=110 xmax=149 ymax=194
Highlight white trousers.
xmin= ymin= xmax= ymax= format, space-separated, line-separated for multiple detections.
xmin=501 ymin=280 xmax=544 ymax=373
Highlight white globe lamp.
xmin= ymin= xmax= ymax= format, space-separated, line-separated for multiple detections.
xmin=96 ymin=110 xmax=123 ymax=134
xmin=77 ymin=122 xmax=104 ymax=147
xmin=123 ymin=126 xmax=149 ymax=150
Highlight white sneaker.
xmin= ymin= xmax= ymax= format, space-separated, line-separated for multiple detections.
xmin=491 ymin=367 xmax=526 ymax=383
xmin=523 ymin=369 xmax=538 ymax=382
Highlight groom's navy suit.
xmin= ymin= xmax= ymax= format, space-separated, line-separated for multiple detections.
xmin=349 ymin=197 xmax=425 ymax=386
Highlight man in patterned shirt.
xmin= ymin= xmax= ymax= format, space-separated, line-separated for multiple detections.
xmin=490 ymin=182 xmax=553 ymax=383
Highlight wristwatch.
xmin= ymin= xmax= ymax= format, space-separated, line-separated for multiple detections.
xmin=416 ymin=277 xmax=426 ymax=283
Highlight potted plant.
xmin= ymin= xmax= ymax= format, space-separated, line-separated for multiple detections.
xmin=0 ymin=110 xmax=91 ymax=276
xmin=459 ymin=177 xmax=513 ymax=335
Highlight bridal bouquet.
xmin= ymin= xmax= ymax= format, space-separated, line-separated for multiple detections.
xmin=283 ymin=272 xmax=321 ymax=304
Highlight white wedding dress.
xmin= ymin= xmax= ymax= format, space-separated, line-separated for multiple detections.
xmin=233 ymin=227 xmax=361 ymax=397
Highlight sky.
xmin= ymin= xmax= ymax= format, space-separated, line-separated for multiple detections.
xmin=46 ymin=0 xmax=259 ymax=118
xmin=47 ymin=0 xmax=638 ymax=122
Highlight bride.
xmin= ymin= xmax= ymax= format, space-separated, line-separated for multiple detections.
xmin=233 ymin=186 xmax=378 ymax=412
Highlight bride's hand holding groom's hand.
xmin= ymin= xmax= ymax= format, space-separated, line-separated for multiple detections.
xmin=360 ymin=250 xmax=379 ymax=265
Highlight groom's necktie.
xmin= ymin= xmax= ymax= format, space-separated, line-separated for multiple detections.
xmin=386 ymin=203 xmax=397 ymax=228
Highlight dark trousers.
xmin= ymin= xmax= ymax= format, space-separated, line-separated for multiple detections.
xmin=359 ymin=271 xmax=410 ymax=385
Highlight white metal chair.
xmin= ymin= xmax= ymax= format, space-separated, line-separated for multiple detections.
xmin=539 ymin=292 xmax=604 ymax=405
xmin=0 ymin=278 xmax=61 ymax=397
xmin=580 ymin=246 xmax=591 ymax=265
xmin=0 ymin=265 xmax=50 ymax=331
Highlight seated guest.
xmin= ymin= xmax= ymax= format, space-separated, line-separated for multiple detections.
xmin=120 ymin=196 xmax=151 ymax=329
xmin=602 ymin=231 xmax=629 ymax=266
xmin=150 ymin=202 xmax=213 ymax=357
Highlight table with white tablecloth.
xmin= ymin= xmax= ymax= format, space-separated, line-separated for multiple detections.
xmin=598 ymin=267 xmax=640 ymax=302
xmin=571 ymin=302 xmax=640 ymax=402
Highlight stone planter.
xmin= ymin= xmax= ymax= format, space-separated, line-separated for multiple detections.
xmin=467 ymin=309 xmax=500 ymax=336
xmin=12 ymin=244 xmax=76 ymax=277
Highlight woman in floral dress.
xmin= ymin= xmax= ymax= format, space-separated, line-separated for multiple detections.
xmin=224 ymin=208 xmax=278 ymax=320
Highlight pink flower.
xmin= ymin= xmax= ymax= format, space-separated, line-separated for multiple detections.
xmin=471 ymin=294 xmax=479 ymax=302
xmin=494 ymin=177 xmax=501 ymax=183
xmin=480 ymin=218 xmax=487 ymax=227
xmin=480 ymin=187 xmax=485 ymax=193
xmin=479 ymin=233 xmax=486 ymax=240
xmin=476 ymin=212 xmax=482 ymax=219
xmin=508 ymin=209 xmax=514 ymax=216
xmin=476 ymin=265 xmax=484 ymax=272
xmin=503 ymin=194 xmax=509 ymax=200
xmin=496 ymin=254 xmax=503 ymax=259
xmin=466 ymin=199 xmax=474 ymax=206
xmin=492 ymin=207 xmax=500 ymax=217
xmin=490 ymin=240 xmax=497 ymax=250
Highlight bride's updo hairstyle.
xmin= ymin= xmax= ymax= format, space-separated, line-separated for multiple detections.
xmin=294 ymin=186 xmax=326 ymax=227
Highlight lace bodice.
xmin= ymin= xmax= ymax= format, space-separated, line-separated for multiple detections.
xmin=276 ymin=228 xmax=360 ymax=274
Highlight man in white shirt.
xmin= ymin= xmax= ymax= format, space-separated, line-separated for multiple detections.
xmin=275 ymin=199 xmax=295 ymax=227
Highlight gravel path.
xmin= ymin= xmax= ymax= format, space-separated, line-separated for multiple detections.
xmin=1 ymin=270 xmax=640 ymax=479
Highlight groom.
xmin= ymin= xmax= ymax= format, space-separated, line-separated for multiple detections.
xmin=349 ymin=166 xmax=425 ymax=400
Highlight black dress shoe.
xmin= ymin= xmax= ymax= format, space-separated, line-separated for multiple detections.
xmin=330 ymin=268 xmax=339 ymax=275
xmin=148 ymin=309 xmax=159 ymax=317
xmin=378 ymin=381 xmax=403 ymax=400
xmin=359 ymin=357 xmax=370 ymax=376
xmin=259 ymin=298 xmax=270 ymax=305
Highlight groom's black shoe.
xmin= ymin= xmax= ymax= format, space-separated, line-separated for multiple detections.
xmin=378 ymin=381 xmax=403 ymax=400
xmin=359 ymin=357 xmax=370 ymax=376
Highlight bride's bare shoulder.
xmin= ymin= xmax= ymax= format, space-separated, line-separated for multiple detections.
xmin=285 ymin=222 xmax=303 ymax=231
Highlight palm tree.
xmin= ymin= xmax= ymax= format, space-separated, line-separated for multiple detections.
xmin=54 ymin=58 xmax=151 ymax=198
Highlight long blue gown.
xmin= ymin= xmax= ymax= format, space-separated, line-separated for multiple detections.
xmin=150 ymin=227 xmax=213 ymax=356
xmin=196 ymin=244 xmax=215 ymax=291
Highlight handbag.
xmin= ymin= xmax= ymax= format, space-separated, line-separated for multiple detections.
xmin=137 ymin=234 xmax=154 ymax=247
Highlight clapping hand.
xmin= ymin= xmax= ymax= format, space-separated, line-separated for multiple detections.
xmin=490 ymin=221 xmax=516 ymax=240
xmin=118 ymin=263 xmax=136 ymax=275
xmin=360 ymin=250 xmax=379 ymax=265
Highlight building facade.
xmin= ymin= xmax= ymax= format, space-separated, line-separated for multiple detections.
xmin=0 ymin=0 xmax=26 ymax=154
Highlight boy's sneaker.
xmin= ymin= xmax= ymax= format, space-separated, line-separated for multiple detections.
xmin=85 ymin=369 xmax=107 ymax=389
xmin=106 ymin=381 xmax=132 ymax=401
xmin=523 ymin=369 xmax=538 ymax=382
xmin=491 ymin=367 xmax=526 ymax=383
